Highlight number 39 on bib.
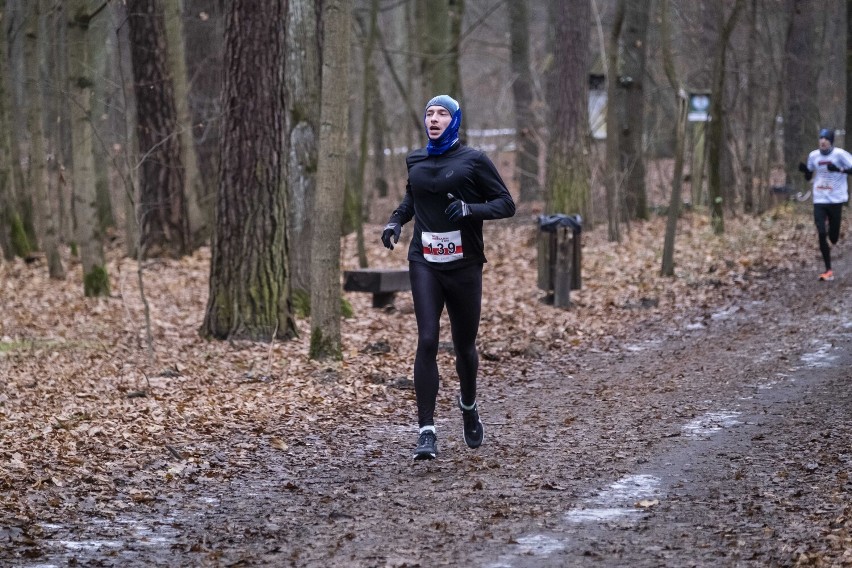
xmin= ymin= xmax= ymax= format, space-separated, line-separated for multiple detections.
xmin=422 ymin=230 xmax=463 ymax=263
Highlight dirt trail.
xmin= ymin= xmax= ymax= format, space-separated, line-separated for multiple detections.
xmin=8 ymin=254 xmax=852 ymax=567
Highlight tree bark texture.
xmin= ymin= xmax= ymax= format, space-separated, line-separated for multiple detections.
xmin=353 ymin=0 xmax=380 ymax=269
xmin=708 ymin=0 xmax=744 ymax=235
xmin=89 ymin=9 xmax=114 ymax=234
xmin=26 ymin=1 xmax=64 ymax=278
xmin=7 ymin=4 xmax=35 ymax=251
xmin=51 ymin=2 xmax=74 ymax=246
xmin=0 ymin=2 xmax=19 ymax=260
xmin=510 ymin=0 xmax=541 ymax=202
xmin=68 ymin=0 xmax=109 ymax=296
xmin=127 ymin=0 xmax=189 ymax=258
xmin=182 ymin=0 xmax=225 ymax=208
xmin=202 ymin=0 xmax=296 ymax=342
xmin=285 ymin=0 xmax=321 ymax=298
xmin=163 ymin=0 xmax=207 ymax=246
xmin=545 ymin=0 xmax=591 ymax=221
xmin=416 ymin=0 xmax=452 ymax=100
xmin=111 ymin=1 xmax=140 ymax=259
xmin=783 ymin=0 xmax=819 ymax=188
xmin=704 ymin=0 xmax=742 ymax=234
xmin=742 ymin=0 xmax=758 ymax=214
xmin=447 ymin=0 xmax=464 ymax=137
xmin=847 ymin=0 xmax=852 ymax=138
xmin=604 ymin=0 xmax=624 ymax=241
xmin=660 ymin=0 xmax=684 ymax=277
xmin=619 ymin=0 xmax=650 ymax=221
xmin=310 ymin=0 xmax=351 ymax=360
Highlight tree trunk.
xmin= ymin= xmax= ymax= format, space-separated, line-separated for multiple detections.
xmin=707 ymin=0 xmax=744 ymax=235
xmin=68 ymin=0 xmax=109 ymax=296
xmin=447 ymin=0 xmax=464 ymax=138
xmin=371 ymin=87 xmax=389 ymax=198
xmin=202 ymin=0 xmax=296 ymax=342
xmin=7 ymin=3 xmax=35 ymax=252
xmin=163 ymin=0 xmax=207 ymax=246
xmin=382 ymin=2 xmax=420 ymax=142
xmin=510 ymin=0 xmax=541 ymax=203
xmin=127 ymin=0 xmax=189 ymax=258
xmin=26 ymin=0 xmax=64 ymax=278
xmin=847 ymin=0 xmax=852 ymax=138
xmin=660 ymin=0 xmax=686 ymax=278
xmin=112 ymin=1 xmax=140 ymax=259
xmin=285 ymin=0 xmax=321 ymax=308
xmin=783 ymin=0 xmax=819 ymax=188
xmin=310 ymin=0 xmax=351 ymax=360
xmin=416 ymin=0 xmax=451 ymax=99
xmin=51 ymin=1 xmax=74 ymax=246
xmin=619 ymin=0 xmax=650 ymax=221
xmin=182 ymin=0 xmax=225 ymax=211
xmin=353 ymin=0 xmax=380 ymax=269
xmin=742 ymin=0 xmax=758 ymax=214
xmin=544 ymin=0 xmax=591 ymax=221
xmin=604 ymin=0 xmax=624 ymax=242
xmin=0 ymin=3 xmax=16 ymax=261
xmin=88 ymin=4 xmax=114 ymax=235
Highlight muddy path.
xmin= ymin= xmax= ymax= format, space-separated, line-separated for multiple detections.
xmin=8 ymin=257 xmax=852 ymax=567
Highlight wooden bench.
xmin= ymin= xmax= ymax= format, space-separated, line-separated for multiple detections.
xmin=343 ymin=268 xmax=411 ymax=308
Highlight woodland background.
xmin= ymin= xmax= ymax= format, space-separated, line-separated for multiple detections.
xmin=0 ymin=0 xmax=849 ymax=358
xmin=3 ymin=2 xmax=852 ymax=561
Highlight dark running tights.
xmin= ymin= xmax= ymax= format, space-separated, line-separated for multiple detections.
xmin=814 ymin=203 xmax=843 ymax=270
xmin=409 ymin=261 xmax=483 ymax=429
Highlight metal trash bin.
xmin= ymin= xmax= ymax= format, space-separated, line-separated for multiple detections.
xmin=537 ymin=214 xmax=582 ymax=307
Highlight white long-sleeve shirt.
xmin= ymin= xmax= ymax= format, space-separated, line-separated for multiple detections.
xmin=806 ymin=147 xmax=852 ymax=204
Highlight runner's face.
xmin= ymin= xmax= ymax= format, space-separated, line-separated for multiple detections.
xmin=819 ymin=137 xmax=832 ymax=152
xmin=425 ymin=106 xmax=452 ymax=140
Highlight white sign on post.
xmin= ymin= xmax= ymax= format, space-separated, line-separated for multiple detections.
xmin=688 ymin=93 xmax=711 ymax=122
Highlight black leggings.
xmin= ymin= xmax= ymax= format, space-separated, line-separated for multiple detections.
xmin=814 ymin=203 xmax=843 ymax=270
xmin=409 ymin=260 xmax=483 ymax=428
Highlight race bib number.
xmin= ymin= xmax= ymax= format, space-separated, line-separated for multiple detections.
xmin=422 ymin=230 xmax=463 ymax=263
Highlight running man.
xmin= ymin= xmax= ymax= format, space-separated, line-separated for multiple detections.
xmin=798 ymin=128 xmax=852 ymax=281
xmin=381 ymin=95 xmax=515 ymax=460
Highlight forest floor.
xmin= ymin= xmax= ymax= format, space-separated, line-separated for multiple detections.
xmin=2 ymin=200 xmax=852 ymax=566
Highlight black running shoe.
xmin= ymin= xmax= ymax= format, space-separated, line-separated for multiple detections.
xmin=458 ymin=395 xmax=484 ymax=449
xmin=413 ymin=430 xmax=437 ymax=460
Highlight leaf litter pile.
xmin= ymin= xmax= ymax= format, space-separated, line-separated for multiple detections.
xmin=2 ymin=201 xmax=851 ymax=562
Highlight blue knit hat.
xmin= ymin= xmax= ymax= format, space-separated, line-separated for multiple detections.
xmin=819 ymin=128 xmax=834 ymax=144
xmin=425 ymin=94 xmax=460 ymax=115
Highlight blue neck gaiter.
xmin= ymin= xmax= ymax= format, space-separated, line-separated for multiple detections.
xmin=426 ymin=109 xmax=462 ymax=156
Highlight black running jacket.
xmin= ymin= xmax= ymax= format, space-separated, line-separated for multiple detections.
xmin=387 ymin=143 xmax=515 ymax=270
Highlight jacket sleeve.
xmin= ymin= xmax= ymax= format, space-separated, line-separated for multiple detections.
xmin=468 ymin=152 xmax=516 ymax=220
xmin=387 ymin=182 xmax=415 ymax=226
xmin=840 ymin=149 xmax=852 ymax=171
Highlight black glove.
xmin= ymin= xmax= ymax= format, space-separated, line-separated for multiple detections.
xmin=798 ymin=162 xmax=812 ymax=181
xmin=381 ymin=222 xmax=401 ymax=250
xmin=827 ymin=162 xmax=846 ymax=173
xmin=445 ymin=193 xmax=471 ymax=222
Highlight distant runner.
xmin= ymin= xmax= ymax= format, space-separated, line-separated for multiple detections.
xmin=381 ymin=95 xmax=515 ymax=460
xmin=798 ymin=128 xmax=852 ymax=281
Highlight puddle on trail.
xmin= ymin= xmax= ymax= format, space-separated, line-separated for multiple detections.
xmin=564 ymin=474 xmax=661 ymax=524
xmin=681 ymin=411 xmax=741 ymax=437
xmin=26 ymin=513 xmax=181 ymax=567
xmin=800 ymin=341 xmax=839 ymax=368
xmin=487 ymin=534 xmax=569 ymax=568
xmin=491 ymin=406 xmax=744 ymax=567
xmin=513 ymin=534 xmax=566 ymax=555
